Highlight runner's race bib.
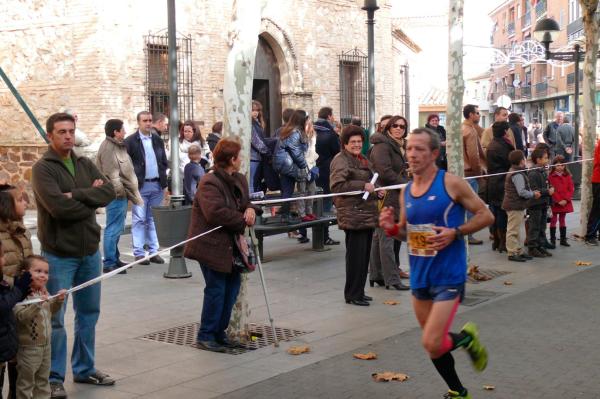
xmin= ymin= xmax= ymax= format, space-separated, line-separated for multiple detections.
xmin=407 ymin=223 xmax=438 ymax=257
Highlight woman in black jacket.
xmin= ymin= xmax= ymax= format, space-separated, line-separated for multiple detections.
xmin=486 ymin=121 xmax=515 ymax=252
xmin=425 ymin=114 xmax=447 ymax=170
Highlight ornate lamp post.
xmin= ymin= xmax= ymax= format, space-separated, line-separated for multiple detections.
xmin=362 ymin=0 xmax=379 ymax=136
xmin=534 ymin=17 xmax=583 ymax=198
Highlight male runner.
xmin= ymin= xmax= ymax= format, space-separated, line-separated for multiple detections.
xmin=380 ymin=128 xmax=494 ymax=399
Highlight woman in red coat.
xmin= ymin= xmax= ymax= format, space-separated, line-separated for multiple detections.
xmin=548 ymin=155 xmax=574 ymax=246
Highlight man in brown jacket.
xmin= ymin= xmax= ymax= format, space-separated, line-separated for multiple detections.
xmin=31 ymin=112 xmax=116 ymax=398
xmin=461 ymin=104 xmax=485 ymax=245
xmin=481 ymin=106 xmax=516 ymax=151
xmin=96 ymin=119 xmax=143 ymax=273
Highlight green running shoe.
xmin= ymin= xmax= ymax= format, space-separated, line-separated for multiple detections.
xmin=444 ymin=390 xmax=472 ymax=399
xmin=461 ymin=321 xmax=488 ymax=372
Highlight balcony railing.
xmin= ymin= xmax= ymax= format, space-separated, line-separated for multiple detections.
xmin=507 ymin=86 xmax=515 ymax=98
xmin=521 ymin=12 xmax=531 ymax=29
xmin=535 ymin=82 xmax=548 ymax=97
xmin=507 ymin=21 xmax=516 ymax=36
xmin=567 ymin=70 xmax=584 ymax=89
xmin=535 ymin=0 xmax=547 ymax=20
xmin=521 ymin=85 xmax=532 ymax=98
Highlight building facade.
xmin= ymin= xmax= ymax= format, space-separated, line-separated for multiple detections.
xmin=487 ymin=0 xmax=600 ymax=128
xmin=0 ymin=0 xmax=419 ymax=196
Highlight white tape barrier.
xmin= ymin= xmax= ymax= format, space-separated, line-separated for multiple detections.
xmin=252 ymin=158 xmax=593 ymax=204
xmin=19 ymin=226 xmax=223 ymax=305
xmin=18 ymin=157 xmax=593 ymax=304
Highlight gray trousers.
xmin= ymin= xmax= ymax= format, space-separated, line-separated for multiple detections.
xmin=16 ymin=344 xmax=50 ymax=399
xmin=369 ymin=228 xmax=401 ymax=285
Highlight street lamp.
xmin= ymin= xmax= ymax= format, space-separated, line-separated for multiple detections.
xmin=534 ymin=17 xmax=583 ymax=198
xmin=362 ymin=0 xmax=379 ymax=137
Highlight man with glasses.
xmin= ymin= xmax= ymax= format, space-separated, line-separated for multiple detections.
xmin=461 ymin=104 xmax=485 ymax=245
xmin=125 ymin=111 xmax=169 ymax=264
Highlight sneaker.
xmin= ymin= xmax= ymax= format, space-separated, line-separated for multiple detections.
xmin=468 ymin=237 xmax=483 ymax=245
xmin=298 ymin=236 xmax=310 ymax=244
xmin=508 ymin=254 xmax=526 ymax=262
xmin=135 ymin=255 xmax=150 ymax=265
xmin=585 ymin=238 xmax=599 ymax=246
xmin=196 ymin=340 xmax=227 ymax=353
xmin=528 ymin=248 xmax=545 ymax=258
xmin=149 ymin=255 xmax=165 ymax=264
xmin=444 ymin=390 xmax=472 ymax=399
xmin=538 ymin=247 xmax=552 ymax=257
xmin=301 ymin=215 xmax=313 ymax=222
xmin=50 ymin=382 xmax=67 ymax=399
xmin=324 ymin=238 xmax=340 ymax=245
xmin=460 ymin=322 xmax=488 ymax=372
xmin=74 ymin=370 xmax=115 ymax=386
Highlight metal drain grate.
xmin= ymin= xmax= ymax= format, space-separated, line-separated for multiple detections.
xmin=462 ymin=290 xmax=503 ymax=307
xmin=138 ymin=323 xmax=312 ymax=355
xmin=467 ymin=268 xmax=511 ymax=284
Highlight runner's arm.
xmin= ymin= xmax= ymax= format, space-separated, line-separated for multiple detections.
xmin=379 ymin=186 xmax=407 ymax=241
xmin=447 ymin=175 xmax=494 ymax=235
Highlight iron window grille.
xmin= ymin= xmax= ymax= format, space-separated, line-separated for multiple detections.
xmin=144 ymin=32 xmax=194 ymax=139
xmin=338 ymin=48 xmax=368 ymax=126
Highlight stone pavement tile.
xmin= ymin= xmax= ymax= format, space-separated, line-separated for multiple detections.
xmin=111 ymin=364 xmax=209 ymax=395
xmin=181 ymin=365 xmax=277 ymax=393
xmin=140 ymin=385 xmax=221 ymax=399
xmin=217 ymin=266 xmax=600 ymax=398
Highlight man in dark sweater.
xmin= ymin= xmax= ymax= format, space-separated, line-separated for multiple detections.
xmin=314 ymin=106 xmax=340 ymax=245
xmin=31 ymin=113 xmax=116 ymax=398
xmin=527 ymin=149 xmax=555 ymax=258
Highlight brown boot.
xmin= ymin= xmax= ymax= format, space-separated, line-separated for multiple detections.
xmin=497 ymin=228 xmax=507 ymax=253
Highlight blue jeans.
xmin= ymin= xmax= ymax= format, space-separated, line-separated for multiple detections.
xmin=197 ymin=265 xmax=241 ymax=342
xmin=279 ymin=174 xmax=296 ymax=215
xmin=44 ymin=250 xmax=101 ymax=382
xmin=103 ymin=198 xmax=128 ymax=268
xmin=132 ymin=181 xmax=163 ymax=257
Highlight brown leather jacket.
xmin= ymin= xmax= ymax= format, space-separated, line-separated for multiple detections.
xmin=461 ymin=120 xmax=486 ymax=177
xmin=184 ymin=168 xmax=262 ymax=273
xmin=330 ymin=150 xmax=379 ymax=230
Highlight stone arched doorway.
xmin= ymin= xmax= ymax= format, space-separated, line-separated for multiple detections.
xmin=253 ymin=36 xmax=282 ymax=137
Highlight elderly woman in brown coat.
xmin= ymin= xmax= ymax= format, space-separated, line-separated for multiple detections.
xmin=368 ymin=115 xmax=410 ymax=291
xmin=330 ymin=125 xmax=383 ymax=306
xmin=184 ymin=139 xmax=262 ymax=352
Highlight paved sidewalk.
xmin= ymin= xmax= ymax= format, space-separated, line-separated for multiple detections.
xmin=20 ymin=203 xmax=600 ymax=398
xmin=219 ymin=261 xmax=600 ymax=399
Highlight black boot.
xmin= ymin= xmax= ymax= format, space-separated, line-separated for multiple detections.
xmin=560 ymin=226 xmax=570 ymax=246
xmin=550 ymin=227 xmax=556 ymax=247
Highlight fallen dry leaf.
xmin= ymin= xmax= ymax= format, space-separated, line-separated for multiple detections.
xmin=575 ymin=260 xmax=592 ymax=266
xmin=503 ymin=281 xmax=513 ymax=286
xmin=353 ymin=352 xmax=377 ymax=360
xmin=371 ymin=372 xmax=410 ymax=382
xmin=483 ymin=385 xmax=495 ymax=390
xmin=287 ymin=345 xmax=310 ymax=355
xmin=383 ymin=300 xmax=400 ymax=305
xmin=468 ymin=265 xmax=491 ymax=281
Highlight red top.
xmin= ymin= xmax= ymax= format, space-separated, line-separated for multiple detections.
xmin=548 ymin=171 xmax=574 ymax=214
xmin=593 ymin=140 xmax=600 ymax=183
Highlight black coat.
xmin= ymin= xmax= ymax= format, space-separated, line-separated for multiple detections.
xmin=486 ymin=137 xmax=514 ymax=206
xmin=124 ymin=131 xmax=169 ymax=189
xmin=426 ymin=123 xmax=447 ymax=169
xmin=314 ymin=120 xmax=340 ymax=192
xmin=510 ymin=123 xmax=527 ymax=152
xmin=0 ymin=281 xmax=25 ymax=362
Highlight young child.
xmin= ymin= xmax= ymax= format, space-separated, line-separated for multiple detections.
xmin=13 ymin=256 xmax=66 ymax=399
xmin=183 ymin=145 xmax=205 ymax=205
xmin=0 ymin=242 xmax=31 ymax=399
xmin=527 ymin=149 xmax=555 ymax=258
xmin=548 ymin=155 xmax=574 ymax=247
xmin=502 ymin=150 xmax=540 ymax=262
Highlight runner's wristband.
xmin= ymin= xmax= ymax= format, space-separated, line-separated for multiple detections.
xmin=385 ymin=224 xmax=399 ymax=237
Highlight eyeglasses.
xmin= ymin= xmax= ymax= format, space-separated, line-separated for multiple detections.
xmin=348 ymin=140 xmax=363 ymax=145
xmin=391 ymin=124 xmax=407 ymax=129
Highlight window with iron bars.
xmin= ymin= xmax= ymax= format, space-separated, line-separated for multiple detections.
xmin=339 ymin=49 xmax=368 ymax=126
xmin=145 ymin=33 xmax=194 ymax=142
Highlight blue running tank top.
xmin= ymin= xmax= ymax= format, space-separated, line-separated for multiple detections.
xmin=404 ymin=169 xmax=467 ymax=289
